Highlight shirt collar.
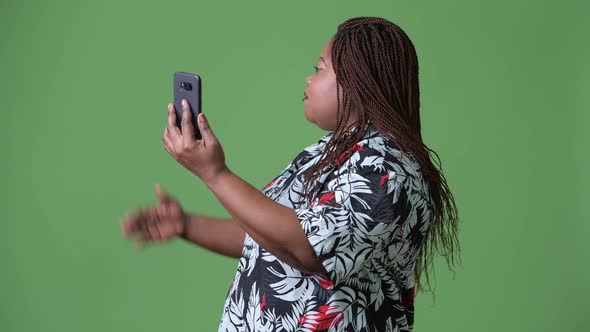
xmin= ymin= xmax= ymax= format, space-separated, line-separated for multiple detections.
xmin=318 ymin=119 xmax=377 ymax=146
xmin=291 ymin=120 xmax=379 ymax=173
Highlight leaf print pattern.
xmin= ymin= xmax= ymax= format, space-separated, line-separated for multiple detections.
xmin=218 ymin=120 xmax=433 ymax=332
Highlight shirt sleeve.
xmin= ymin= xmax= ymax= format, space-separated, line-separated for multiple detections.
xmin=294 ymin=146 xmax=409 ymax=286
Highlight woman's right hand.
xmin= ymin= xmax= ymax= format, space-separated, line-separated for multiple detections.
xmin=120 ymin=183 xmax=188 ymax=249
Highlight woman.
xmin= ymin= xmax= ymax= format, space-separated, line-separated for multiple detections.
xmin=120 ymin=16 xmax=460 ymax=332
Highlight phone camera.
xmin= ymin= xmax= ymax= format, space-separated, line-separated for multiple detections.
xmin=181 ymin=82 xmax=193 ymax=91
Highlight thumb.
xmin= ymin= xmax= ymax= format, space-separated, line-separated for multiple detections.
xmin=155 ymin=182 xmax=170 ymax=202
xmin=198 ymin=113 xmax=217 ymax=145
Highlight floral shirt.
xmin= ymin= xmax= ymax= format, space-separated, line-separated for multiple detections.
xmin=217 ymin=121 xmax=434 ymax=332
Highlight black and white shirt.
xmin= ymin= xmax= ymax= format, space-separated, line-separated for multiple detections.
xmin=218 ymin=120 xmax=434 ymax=332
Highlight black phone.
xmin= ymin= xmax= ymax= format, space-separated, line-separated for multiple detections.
xmin=174 ymin=72 xmax=202 ymax=140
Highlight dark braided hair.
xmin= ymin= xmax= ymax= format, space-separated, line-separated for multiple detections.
xmin=300 ymin=16 xmax=461 ymax=299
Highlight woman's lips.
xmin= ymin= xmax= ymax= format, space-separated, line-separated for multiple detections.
xmin=302 ymin=92 xmax=308 ymax=101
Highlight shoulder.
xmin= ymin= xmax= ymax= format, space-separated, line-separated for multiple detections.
xmin=342 ymin=128 xmax=409 ymax=178
xmin=346 ymin=127 xmax=429 ymax=200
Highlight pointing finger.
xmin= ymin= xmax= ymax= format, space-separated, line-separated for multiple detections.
xmin=197 ymin=113 xmax=216 ymax=146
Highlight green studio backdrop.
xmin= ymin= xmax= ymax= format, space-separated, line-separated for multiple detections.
xmin=1 ymin=0 xmax=588 ymax=331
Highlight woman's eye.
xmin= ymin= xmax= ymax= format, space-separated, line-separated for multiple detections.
xmin=313 ymin=65 xmax=320 ymax=73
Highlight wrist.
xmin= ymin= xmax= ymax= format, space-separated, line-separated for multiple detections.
xmin=202 ymin=165 xmax=231 ymax=189
xmin=179 ymin=212 xmax=190 ymax=240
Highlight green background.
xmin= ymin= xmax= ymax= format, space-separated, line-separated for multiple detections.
xmin=1 ymin=0 xmax=588 ymax=331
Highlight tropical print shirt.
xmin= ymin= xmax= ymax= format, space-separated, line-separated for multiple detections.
xmin=217 ymin=120 xmax=434 ymax=332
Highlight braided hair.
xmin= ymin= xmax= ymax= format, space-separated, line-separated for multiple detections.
xmin=299 ymin=16 xmax=461 ymax=299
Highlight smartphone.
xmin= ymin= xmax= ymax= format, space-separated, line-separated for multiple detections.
xmin=174 ymin=72 xmax=202 ymax=140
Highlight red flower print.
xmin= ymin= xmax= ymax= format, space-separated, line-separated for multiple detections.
xmin=334 ymin=144 xmax=364 ymax=167
xmin=316 ymin=305 xmax=344 ymax=330
xmin=316 ymin=274 xmax=334 ymax=290
xmin=297 ymin=305 xmax=343 ymax=331
xmin=260 ymin=293 xmax=266 ymax=310
xmin=262 ymin=180 xmax=275 ymax=191
xmin=380 ymin=174 xmax=389 ymax=185
xmin=318 ymin=192 xmax=335 ymax=206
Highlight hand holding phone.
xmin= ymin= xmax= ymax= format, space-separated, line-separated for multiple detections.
xmin=174 ymin=72 xmax=202 ymax=140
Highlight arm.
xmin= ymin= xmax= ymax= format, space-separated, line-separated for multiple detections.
xmin=203 ymin=167 xmax=328 ymax=274
xmin=162 ymin=105 xmax=323 ymax=271
xmin=179 ymin=212 xmax=245 ymax=259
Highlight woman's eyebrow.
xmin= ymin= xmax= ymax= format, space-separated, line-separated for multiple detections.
xmin=319 ymin=56 xmax=327 ymax=66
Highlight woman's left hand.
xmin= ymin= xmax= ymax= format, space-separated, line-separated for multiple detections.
xmin=162 ymin=99 xmax=228 ymax=184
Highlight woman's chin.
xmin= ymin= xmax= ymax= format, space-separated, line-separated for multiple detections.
xmin=303 ymin=107 xmax=311 ymax=121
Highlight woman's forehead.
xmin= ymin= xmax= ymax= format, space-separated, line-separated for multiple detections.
xmin=321 ymin=39 xmax=333 ymax=56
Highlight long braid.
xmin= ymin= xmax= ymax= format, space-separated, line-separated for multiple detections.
xmin=299 ymin=16 xmax=461 ymax=300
